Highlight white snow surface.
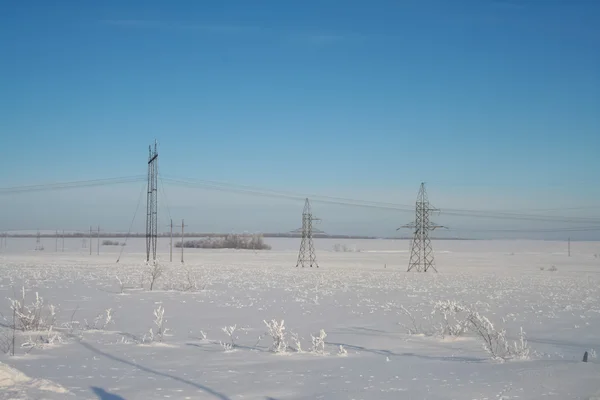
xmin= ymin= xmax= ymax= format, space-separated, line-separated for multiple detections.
xmin=0 ymin=238 xmax=599 ymax=399
xmin=0 ymin=361 xmax=70 ymax=398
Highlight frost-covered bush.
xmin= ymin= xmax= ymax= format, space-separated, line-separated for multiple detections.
xmin=466 ymin=315 xmax=529 ymax=361
xmin=433 ymin=301 xmax=531 ymax=361
xmin=401 ymin=301 xmax=531 ymax=362
xmin=333 ymin=243 xmax=360 ymax=252
xmin=221 ymin=324 xmax=237 ymax=350
xmin=399 ymin=305 xmax=433 ymax=335
xmin=432 ymin=300 xmax=472 ymax=337
xmin=153 ymin=306 xmax=167 ymax=342
xmin=9 ymin=287 xmax=56 ymax=332
xmin=21 ymin=326 xmax=64 ymax=351
xmin=264 ymin=319 xmax=287 ymax=353
xmin=290 ymin=332 xmax=303 ymax=353
xmin=143 ymin=305 xmax=168 ymax=343
xmin=84 ymin=309 xmax=113 ymax=331
xmin=146 ymin=260 xmax=163 ymax=291
xmin=181 ymin=267 xmax=201 ymax=292
xmin=311 ymin=329 xmax=327 ymax=355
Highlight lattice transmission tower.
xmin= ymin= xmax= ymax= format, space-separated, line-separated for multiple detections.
xmin=295 ymin=198 xmax=321 ymax=268
xmin=35 ymin=230 xmax=44 ymax=251
xmin=399 ymin=183 xmax=445 ymax=272
xmin=146 ymin=141 xmax=158 ymax=262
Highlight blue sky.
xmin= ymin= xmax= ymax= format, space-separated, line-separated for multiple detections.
xmin=1 ymin=0 xmax=599 ymax=238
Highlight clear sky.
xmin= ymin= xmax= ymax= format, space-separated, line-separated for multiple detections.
xmin=1 ymin=0 xmax=599 ymax=239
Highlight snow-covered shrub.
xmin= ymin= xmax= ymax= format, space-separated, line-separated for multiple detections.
xmin=465 ymin=312 xmax=530 ymax=361
xmin=143 ymin=305 xmax=168 ymax=343
xmin=264 ymin=319 xmax=286 ymax=353
xmin=408 ymin=300 xmax=533 ymax=362
xmin=333 ymin=243 xmax=360 ymax=252
xmin=221 ymin=324 xmax=237 ymax=349
xmin=21 ymin=326 xmax=64 ymax=351
xmin=115 ymin=275 xmax=133 ymax=293
xmin=399 ymin=305 xmax=433 ymax=335
xmin=219 ymin=341 xmax=234 ymax=351
xmin=147 ymin=260 xmax=163 ymax=291
xmin=432 ymin=300 xmax=471 ymax=337
xmin=84 ymin=308 xmax=113 ymax=331
xmin=9 ymin=287 xmax=56 ymax=332
xmin=153 ymin=305 xmax=167 ymax=342
xmin=182 ymin=267 xmax=201 ymax=292
xmin=290 ymin=332 xmax=303 ymax=353
xmin=310 ymin=329 xmax=327 ymax=355
xmin=337 ymin=345 xmax=348 ymax=356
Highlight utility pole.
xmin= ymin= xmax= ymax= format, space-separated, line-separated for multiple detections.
xmin=295 ymin=198 xmax=321 ymax=268
xmin=181 ymin=219 xmax=185 ymax=264
xmin=146 ymin=141 xmax=159 ymax=262
xmin=97 ymin=226 xmax=100 ymax=255
xmin=399 ymin=183 xmax=445 ymax=272
xmin=568 ymin=237 xmax=571 ymax=257
xmin=62 ymin=230 xmax=65 ymax=252
xmin=170 ymin=219 xmax=173 ymax=262
xmin=89 ymin=226 xmax=92 ymax=255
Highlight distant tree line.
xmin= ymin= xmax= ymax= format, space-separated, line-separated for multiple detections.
xmin=175 ymin=234 xmax=271 ymax=250
xmin=102 ymin=240 xmax=125 ymax=246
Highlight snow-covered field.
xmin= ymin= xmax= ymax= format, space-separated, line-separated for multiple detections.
xmin=1 ymin=238 xmax=600 ymax=400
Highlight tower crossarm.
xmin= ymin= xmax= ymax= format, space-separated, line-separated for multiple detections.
xmin=429 ymin=224 xmax=446 ymax=231
xmin=397 ymin=223 xmax=416 ymax=231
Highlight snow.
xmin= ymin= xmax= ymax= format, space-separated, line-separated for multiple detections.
xmin=0 ymin=238 xmax=599 ymax=399
xmin=0 ymin=361 xmax=70 ymax=398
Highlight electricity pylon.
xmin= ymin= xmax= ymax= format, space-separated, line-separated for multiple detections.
xmin=146 ymin=141 xmax=158 ymax=262
xmin=35 ymin=230 xmax=43 ymax=251
xmin=295 ymin=198 xmax=321 ymax=268
xmin=399 ymin=183 xmax=445 ymax=272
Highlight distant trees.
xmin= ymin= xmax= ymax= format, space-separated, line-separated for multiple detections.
xmin=175 ymin=234 xmax=271 ymax=250
xmin=102 ymin=240 xmax=125 ymax=246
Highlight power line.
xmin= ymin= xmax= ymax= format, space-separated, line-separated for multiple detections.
xmin=116 ymin=182 xmax=146 ymax=263
xmin=158 ymin=173 xmax=173 ymax=227
xmin=2 ymin=173 xmax=600 ymax=229
xmin=448 ymin=226 xmax=600 ymax=233
xmin=0 ymin=176 xmax=146 ymax=195
xmin=161 ymin=176 xmax=600 ymax=225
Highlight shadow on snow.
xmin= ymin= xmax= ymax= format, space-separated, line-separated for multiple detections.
xmin=78 ymin=341 xmax=231 ymax=400
xmin=325 ymin=341 xmax=484 ymax=363
xmin=91 ymin=387 xmax=126 ymax=400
